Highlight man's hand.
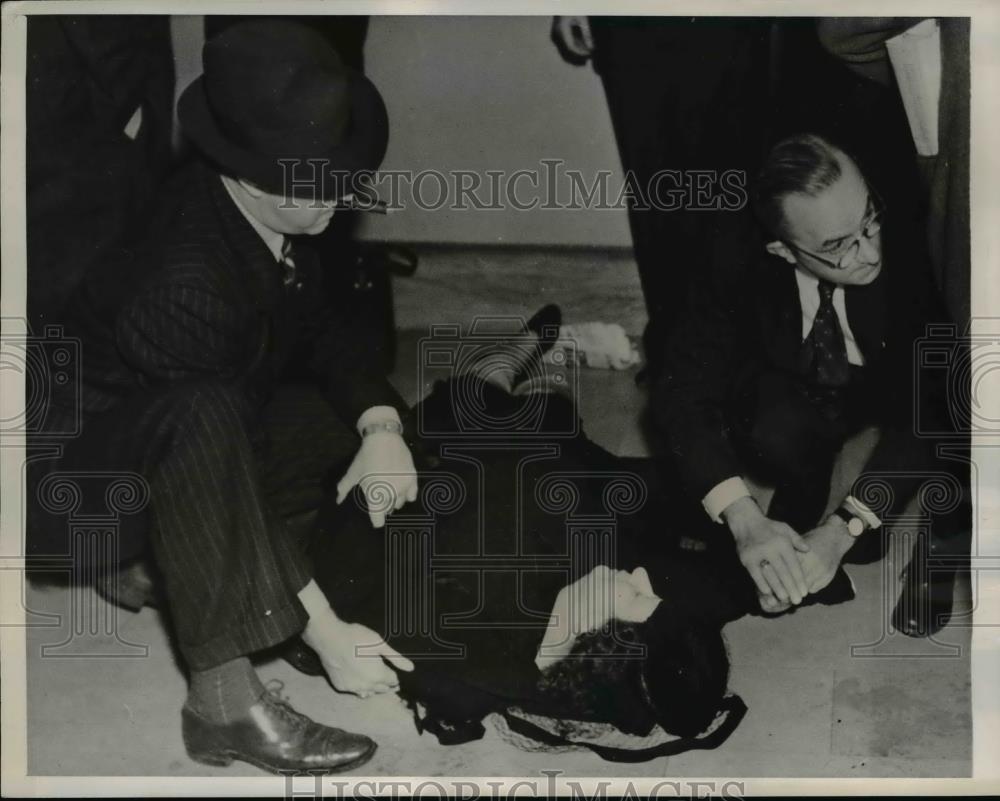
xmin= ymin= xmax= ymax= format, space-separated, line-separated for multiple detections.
xmin=798 ymin=516 xmax=856 ymax=594
xmin=336 ymin=431 xmax=418 ymax=528
xmin=302 ymin=616 xmax=415 ymax=699
xmin=551 ymin=16 xmax=594 ymax=62
xmin=724 ymin=496 xmax=810 ymax=605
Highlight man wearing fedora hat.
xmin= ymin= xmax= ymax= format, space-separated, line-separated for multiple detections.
xmin=29 ymin=20 xmax=417 ymax=774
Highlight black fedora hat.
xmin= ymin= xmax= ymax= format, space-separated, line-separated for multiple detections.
xmin=178 ymin=19 xmax=388 ymax=200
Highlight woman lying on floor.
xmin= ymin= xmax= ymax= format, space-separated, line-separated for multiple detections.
xmin=293 ymin=308 xmax=852 ymax=757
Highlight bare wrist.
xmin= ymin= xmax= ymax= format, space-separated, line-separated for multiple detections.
xmin=824 ymin=516 xmax=856 ymax=557
xmin=723 ymin=496 xmax=762 ymax=537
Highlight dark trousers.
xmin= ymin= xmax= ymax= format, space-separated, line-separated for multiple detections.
xmin=27 ymin=381 xmax=357 ymax=670
xmin=732 ymin=370 xmax=871 ymax=533
xmin=591 ymin=19 xmax=770 ymax=373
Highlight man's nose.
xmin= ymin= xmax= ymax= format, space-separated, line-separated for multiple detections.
xmin=856 ymin=234 xmax=880 ymax=265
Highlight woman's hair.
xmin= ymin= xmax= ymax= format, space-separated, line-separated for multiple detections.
xmin=535 ymin=618 xmax=730 ymax=739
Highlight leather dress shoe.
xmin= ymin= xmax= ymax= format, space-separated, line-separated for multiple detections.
xmin=892 ymin=560 xmax=957 ymax=637
xmin=891 ymin=527 xmax=969 ymax=637
xmin=281 ymin=637 xmax=325 ymax=677
xmin=182 ymin=683 xmax=376 ymax=774
xmin=95 ymin=559 xmax=158 ymax=612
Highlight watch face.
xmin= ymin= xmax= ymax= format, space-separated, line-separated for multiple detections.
xmin=847 ymin=517 xmax=865 ymax=537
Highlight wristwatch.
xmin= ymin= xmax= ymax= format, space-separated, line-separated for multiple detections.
xmin=832 ymin=505 xmax=867 ymax=537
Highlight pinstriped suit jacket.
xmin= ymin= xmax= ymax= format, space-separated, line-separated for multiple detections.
xmin=57 ymin=161 xmax=405 ymax=428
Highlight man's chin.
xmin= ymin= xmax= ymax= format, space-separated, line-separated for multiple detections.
xmin=306 ymin=217 xmax=333 ymax=235
xmin=851 ymin=262 xmax=882 ymax=285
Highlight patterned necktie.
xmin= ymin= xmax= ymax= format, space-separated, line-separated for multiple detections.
xmin=803 ymin=279 xmax=850 ymax=387
xmin=279 ymin=238 xmax=297 ymax=288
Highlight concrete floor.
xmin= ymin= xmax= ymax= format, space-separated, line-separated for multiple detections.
xmin=24 ymin=254 xmax=973 ymax=778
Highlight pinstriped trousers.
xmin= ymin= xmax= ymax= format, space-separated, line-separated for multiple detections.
xmin=28 ymin=380 xmax=358 ymax=670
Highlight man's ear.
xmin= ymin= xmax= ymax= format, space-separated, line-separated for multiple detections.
xmin=236 ymin=177 xmax=265 ymax=199
xmin=765 ymin=240 xmax=798 ymax=265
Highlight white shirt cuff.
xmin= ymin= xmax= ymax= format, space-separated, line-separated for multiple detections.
xmin=356 ymin=405 xmax=402 ymax=436
xmin=703 ymin=477 xmax=752 ymax=523
xmin=844 ymin=494 xmax=882 ymax=529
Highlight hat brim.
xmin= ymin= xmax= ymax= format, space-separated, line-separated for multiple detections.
xmin=178 ymin=69 xmax=388 ymax=200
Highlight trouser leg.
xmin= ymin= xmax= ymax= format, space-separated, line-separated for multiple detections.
xmin=28 ymin=380 xmax=317 ymax=670
xmin=735 ymin=373 xmax=852 ymax=533
xmin=592 ymin=21 xmax=769 ymax=374
xmin=141 ymin=381 xmax=317 ymax=669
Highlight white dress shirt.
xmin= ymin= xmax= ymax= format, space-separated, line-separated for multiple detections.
xmin=794 ymin=267 xmax=865 ymax=367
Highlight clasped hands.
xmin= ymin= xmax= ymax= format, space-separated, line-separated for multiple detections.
xmin=724 ymin=497 xmax=854 ymax=613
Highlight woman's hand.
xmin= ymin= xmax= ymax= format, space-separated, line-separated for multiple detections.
xmin=336 ymin=431 xmax=418 ymax=528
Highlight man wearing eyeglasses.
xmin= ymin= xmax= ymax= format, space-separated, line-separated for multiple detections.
xmin=654 ymin=133 xmax=961 ymax=634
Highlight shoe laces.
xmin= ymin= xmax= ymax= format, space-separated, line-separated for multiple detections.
xmin=261 ymin=679 xmax=309 ymax=730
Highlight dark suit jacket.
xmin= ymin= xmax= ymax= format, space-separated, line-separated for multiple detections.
xmin=57 ymin=161 xmax=405 ymax=428
xmin=654 ymin=208 xmax=949 ymax=521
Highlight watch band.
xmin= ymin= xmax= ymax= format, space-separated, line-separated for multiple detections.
xmin=833 ymin=505 xmax=866 ymax=537
xmin=361 ymin=419 xmax=404 ymax=438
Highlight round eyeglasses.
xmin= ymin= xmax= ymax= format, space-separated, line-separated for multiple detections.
xmin=784 ymin=195 xmax=884 ymax=271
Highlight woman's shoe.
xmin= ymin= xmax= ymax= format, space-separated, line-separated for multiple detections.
xmin=512 ymin=304 xmax=562 ymax=387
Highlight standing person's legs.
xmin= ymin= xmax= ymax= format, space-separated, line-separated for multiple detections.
xmin=592 ymin=24 xmax=690 ymax=374
xmin=591 ymin=20 xmax=769 ymax=376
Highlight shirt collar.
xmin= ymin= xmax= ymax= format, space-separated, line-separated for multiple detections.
xmin=794 ymin=265 xmax=845 ymax=296
xmin=794 ymin=266 xmax=818 ymax=292
xmin=220 ymin=175 xmax=286 ymax=263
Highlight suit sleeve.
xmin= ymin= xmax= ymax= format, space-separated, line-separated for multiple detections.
xmin=116 ymin=268 xmax=250 ymax=385
xmin=653 ymin=217 xmax=754 ymax=502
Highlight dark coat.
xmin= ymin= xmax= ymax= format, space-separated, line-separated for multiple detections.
xmin=27 ymin=15 xmax=175 ymax=329
xmin=56 ymin=161 xmax=405 ymax=426
xmin=653 ymin=208 xmax=950 ymax=520
xmin=310 ymin=378 xmax=756 ymax=723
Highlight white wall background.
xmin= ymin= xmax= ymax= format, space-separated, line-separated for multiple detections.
xmin=170 ymin=15 xmax=632 ymax=248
